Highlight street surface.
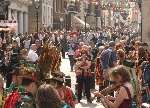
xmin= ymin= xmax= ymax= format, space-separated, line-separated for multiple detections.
xmin=60 ymin=56 xmax=105 ymax=108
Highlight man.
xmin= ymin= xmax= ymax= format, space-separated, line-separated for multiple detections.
xmin=91 ymin=34 xmax=97 ymax=45
xmin=27 ymin=44 xmax=38 ymax=62
xmin=100 ymin=41 xmax=117 ymax=81
xmin=18 ymin=77 xmax=37 ymax=108
xmin=60 ymin=35 xmax=68 ymax=59
xmin=68 ymin=41 xmax=75 ymax=72
xmin=35 ymin=40 xmax=42 ymax=56
xmin=75 ymin=53 xmax=93 ymax=103
xmin=16 ymin=35 xmax=21 ymax=47
xmin=23 ymin=37 xmax=31 ymax=49
xmin=4 ymin=67 xmax=37 ymax=108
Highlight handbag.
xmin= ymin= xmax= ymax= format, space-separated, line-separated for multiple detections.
xmin=123 ymin=59 xmax=135 ymax=68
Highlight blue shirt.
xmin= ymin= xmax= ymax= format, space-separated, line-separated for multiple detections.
xmin=100 ymin=48 xmax=117 ymax=70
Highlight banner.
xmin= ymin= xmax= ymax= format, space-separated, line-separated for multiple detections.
xmin=0 ymin=20 xmax=17 ymax=31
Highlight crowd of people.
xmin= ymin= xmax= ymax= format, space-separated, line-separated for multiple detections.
xmin=0 ymin=27 xmax=149 ymax=108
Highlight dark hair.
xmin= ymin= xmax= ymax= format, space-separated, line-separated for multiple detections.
xmin=111 ymin=65 xmax=131 ymax=83
xmin=131 ymin=40 xmax=135 ymax=46
xmin=138 ymin=46 xmax=147 ymax=60
xmin=36 ymin=84 xmax=62 ymax=108
xmin=22 ymin=78 xmax=35 ymax=86
xmin=117 ymin=49 xmax=125 ymax=65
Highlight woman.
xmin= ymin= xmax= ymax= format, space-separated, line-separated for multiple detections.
xmin=56 ymin=79 xmax=77 ymax=108
xmin=117 ymin=49 xmax=125 ymax=65
xmin=50 ymin=72 xmax=77 ymax=108
xmin=94 ymin=65 xmax=133 ymax=108
xmin=36 ymin=84 xmax=70 ymax=108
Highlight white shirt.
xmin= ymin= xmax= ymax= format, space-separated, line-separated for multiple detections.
xmin=24 ymin=39 xmax=31 ymax=49
xmin=16 ymin=37 xmax=20 ymax=47
xmin=38 ymin=34 xmax=44 ymax=41
xmin=27 ymin=50 xmax=38 ymax=62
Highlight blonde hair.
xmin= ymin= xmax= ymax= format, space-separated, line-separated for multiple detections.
xmin=111 ymin=65 xmax=131 ymax=83
xmin=0 ymin=74 xmax=3 ymax=82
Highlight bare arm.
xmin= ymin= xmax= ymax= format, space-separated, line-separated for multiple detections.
xmin=100 ymin=87 xmax=128 ymax=108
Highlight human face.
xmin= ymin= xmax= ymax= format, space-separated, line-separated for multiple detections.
xmin=50 ymin=81 xmax=57 ymax=88
xmin=31 ymin=82 xmax=37 ymax=95
xmin=16 ymin=77 xmax=22 ymax=85
xmin=81 ymin=54 xmax=87 ymax=58
xmin=112 ymin=75 xmax=122 ymax=83
xmin=32 ymin=45 xmax=37 ymax=51
xmin=81 ymin=56 xmax=86 ymax=62
xmin=12 ymin=75 xmax=17 ymax=84
xmin=12 ymin=41 xmax=18 ymax=48
xmin=0 ymin=79 xmax=3 ymax=89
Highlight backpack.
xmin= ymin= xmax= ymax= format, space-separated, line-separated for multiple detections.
xmin=4 ymin=91 xmax=21 ymax=108
xmin=100 ymin=49 xmax=114 ymax=69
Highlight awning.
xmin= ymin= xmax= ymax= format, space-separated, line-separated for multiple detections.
xmin=0 ymin=20 xmax=17 ymax=31
xmin=72 ymin=16 xmax=90 ymax=28
xmin=0 ymin=27 xmax=16 ymax=31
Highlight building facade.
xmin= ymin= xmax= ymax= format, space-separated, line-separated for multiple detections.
xmin=73 ymin=0 xmax=102 ymax=29
xmin=8 ymin=0 xmax=32 ymax=34
xmin=142 ymin=0 xmax=150 ymax=49
xmin=28 ymin=0 xmax=53 ymax=33
xmin=53 ymin=0 xmax=67 ymax=30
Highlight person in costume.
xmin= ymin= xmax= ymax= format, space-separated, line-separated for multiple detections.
xmin=6 ymin=67 xmax=22 ymax=93
xmin=4 ymin=67 xmax=37 ymax=108
xmin=36 ymin=84 xmax=70 ymax=108
xmin=18 ymin=76 xmax=37 ymax=108
xmin=75 ymin=52 xmax=92 ymax=103
xmin=94 ymin=65 xmax=133 ymax=108
xmin=6 ymin=40 xmax=20 ymax=88
xmin=51 ymin=72 xmax=77 ymax=108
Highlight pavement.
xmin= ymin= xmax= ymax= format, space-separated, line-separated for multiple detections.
xmin=60 ymin=56 xmax=105 ymax=108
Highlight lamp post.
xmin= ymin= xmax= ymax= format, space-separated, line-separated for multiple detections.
xmin=84 ymin=13 xmax=87 ymax=34
xmin=138 ymin=0 xmax=143 ymax=42
xmin=64 ymin=9 xmax=69 ymax=33
xmin=91 ymin=1 xmax=100 ymax=31
xmin=94 ymin=1 xmax=99 ymax=31
xmin=84 ymin=0 xmax=88 ymax=36
xmin=34 ymin=0 xmax=40 ymax=35
xmin=60 ymin=17 xmax=64 ymax=30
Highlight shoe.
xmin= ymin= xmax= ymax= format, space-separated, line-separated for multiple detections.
xmin=87 ymin=99 xmax=92 ymax=103
xmin=78 ymin=99 xmax=81 ymax=103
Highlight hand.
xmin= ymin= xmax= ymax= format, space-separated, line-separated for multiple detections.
xmin=106 ymin=95 xmax=115 ymax=101
xmin=93 ymin=91 xmax=100 ymax=97
xmin=93 ymin=92 xmax=104 ymax=98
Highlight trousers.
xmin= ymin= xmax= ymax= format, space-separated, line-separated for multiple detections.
xmin=77 ymin=75 xmax=91 ymax=100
